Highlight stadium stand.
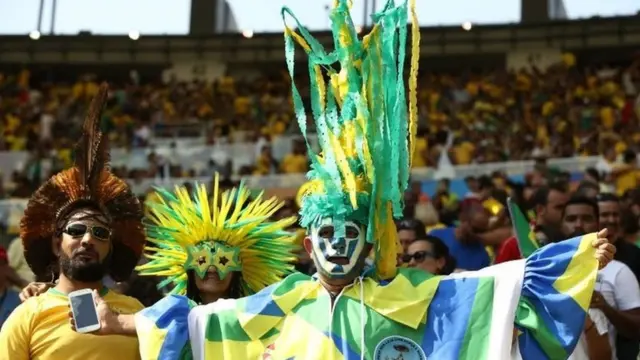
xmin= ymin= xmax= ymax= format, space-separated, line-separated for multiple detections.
xmin=0 ymin=14 xmax=639 ymax=244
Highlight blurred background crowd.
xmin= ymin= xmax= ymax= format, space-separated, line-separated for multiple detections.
xmin=0 ymin=52 xmax=639 ymax=186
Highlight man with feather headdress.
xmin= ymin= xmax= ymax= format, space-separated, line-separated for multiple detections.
xmin=0 ymin=84 xmax=147 ymax=360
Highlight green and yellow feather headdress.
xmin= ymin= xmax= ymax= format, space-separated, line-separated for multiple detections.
xmin=283 ymin=0 xmax=419 ymax=280
xmin=136 ymin=174 xmax=299 ymax=296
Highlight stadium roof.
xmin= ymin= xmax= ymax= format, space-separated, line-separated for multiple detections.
xmin=0 ymin=0 xmax=638 ymax=35
xmin=0 ymin=15 xmax=638 ymax=66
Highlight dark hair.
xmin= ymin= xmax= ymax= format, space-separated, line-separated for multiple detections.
xmin=623 ymin=150 xmax=637 ymax=164
xmin=186 ymin=270 xmax=244 ymax=304
xmin=478 ymin=175 xmax=493 ymax=190
xmin=530 ymin=182 xmax=567 ymax=208
xmin=596 ymin=193 xmax=620 ymax=204
xmin=412 ymin=235 xmax=456 ymax=275
xmin=396 ymin=218 xmax=427 ymax=239
xmin=584 ymin=167 xmax=600 ymax=182
xmin=562 ymin=195 xmax=599 ymax=218
xmin=459 ymin=199 xmax=486 ymax=221
xmin=576 ymin=181 xmax=599 ymax=196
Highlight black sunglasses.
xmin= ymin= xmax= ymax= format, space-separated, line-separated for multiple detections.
xmin=63 ymin=223 xmax=111 ymax=241
xmin=402 ymin=250 xmax=435 ymax=264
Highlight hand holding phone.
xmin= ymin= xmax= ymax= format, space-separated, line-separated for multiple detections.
xmin=69 ymin=289 xmax=101 ymax=333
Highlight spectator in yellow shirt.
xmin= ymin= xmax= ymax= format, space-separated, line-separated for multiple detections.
xmin=72 ymin=76 xmax=99 ymax=101
xmin=451 ymin=137 xmax=475 ymax=165
xmin=218 ymin=75 xmax=235 ymax=96
xmin=612 ymin=150 xmax=639 ymax=196
xmin=234 ymin=95 xmax=251 ymax=116
xmin=280 ymin=139 xmax=309 ymax=174
xmin=600 ymin=106 xmax=615 ymax=130
xmin=254 ymin=145 xmax=279 ymax=175
xmin=17 ymin=68 xmax=30 ymax=88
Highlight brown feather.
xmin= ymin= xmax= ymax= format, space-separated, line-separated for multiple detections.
xmin=74 ymin=82 xmax=110 ymax=197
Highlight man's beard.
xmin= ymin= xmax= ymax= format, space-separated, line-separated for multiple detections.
xmin=59 ymin=251 xmax=110 ymax=282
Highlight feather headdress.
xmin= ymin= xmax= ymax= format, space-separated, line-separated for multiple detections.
xmin=20 ymin=83 xmax=145 ymax=282
xmin=282 ymin=0 xmax=420 ymax=280
xmin=136 ymin=174 xmax=299 ymax=296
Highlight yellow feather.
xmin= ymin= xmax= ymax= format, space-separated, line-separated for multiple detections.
xmin=314 ymin=66 xmax=326 ymax=111
xmin=285 ymin=27 xmax=311 ymax=53
xmin=328 ymin=130 xmax=358 ymax=209
xmin=407 ymin=0 xmax=420 ymax=166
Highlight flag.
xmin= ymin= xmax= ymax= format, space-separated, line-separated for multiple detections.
xmin=515 ymin=233 xmax=599 ymax=360
xmin=134 ymin=235 xmax=598 ymax=360
xmin=507 ymin=197 xmax=539 ymax=258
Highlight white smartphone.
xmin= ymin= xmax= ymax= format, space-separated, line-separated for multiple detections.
xmin=68 ymin=289 xmax=101 ymax=333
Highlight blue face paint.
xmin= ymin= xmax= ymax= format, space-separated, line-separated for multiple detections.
xmin=310 ymin=218 xmax=366 ymax=280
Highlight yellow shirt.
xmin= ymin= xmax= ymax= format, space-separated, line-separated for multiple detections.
xmin=600 ymin=107 xmax=615 ymax=130
xmin=280 ymin=154 xmax=308 ymax=174
xmin=0 ymin=288 xmax=143 ymax=360
xmin=562 ymin=52 xmax=576 ymax=67
xmin=254 ymin=154 xmax=274 ymax=175
xmin=234 ymin=97 xmax=250 ymax=116
xmin=614 ymin=165 xmax=638 ymax=196
xmin=18 ymin=69 xmax=30 ymax=88
xmin=72 ymin=81 xmax=99 ymax=100
xmin=7 ymin=136 xmax=26 ymax=151
xmin=219 ymin=76 xmax=235 ymax=95
xmin=453 ymin=141 xmax=475 ymax=165
xmin=197 ymin=103 xmax=213 ymax=118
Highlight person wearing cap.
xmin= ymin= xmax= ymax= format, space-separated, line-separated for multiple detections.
xmin=0 ymin=85 xmax=146 ymax=360
xmin=0 ymin=245 xmax=21 ymax=328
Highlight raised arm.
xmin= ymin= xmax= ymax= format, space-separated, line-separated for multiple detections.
xmin=81 ymin=292 xmax=193 ymax=360
xmin=447 ymin=230 xmax=614 ymax=359
xmin=514 ymin=231 xmax=614 ymax=359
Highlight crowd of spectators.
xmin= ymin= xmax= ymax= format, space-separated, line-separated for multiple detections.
xmin=0 ymin=53 xmax=639 ymax=196
xmin=2 ymin=51 xmax=640 ymax=358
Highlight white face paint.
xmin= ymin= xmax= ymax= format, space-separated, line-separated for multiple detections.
xmin=310 ymin=218 xmax=366 ymax=279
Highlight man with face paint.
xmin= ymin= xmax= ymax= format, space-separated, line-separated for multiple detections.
xmin=79 ymin=1 xmax=616 ymax=359
xmin=0 ymin=84 xmax=147 ymax=360
xmin=308 ymin=218 xmax=370 ymax=288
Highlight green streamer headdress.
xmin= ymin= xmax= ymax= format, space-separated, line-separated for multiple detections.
xmin=282 ymin=0 xmax=420 ymax=280
xmin=136 ymin=174 xmax=299 ymax=296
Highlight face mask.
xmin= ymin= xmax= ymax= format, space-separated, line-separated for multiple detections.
xmin=186 ymin=242 xmax=242 ymax=280
xmin=310 ymin=218 xmax=366 ymax=279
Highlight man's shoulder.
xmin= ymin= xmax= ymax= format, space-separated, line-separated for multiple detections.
xmin=600 ymin=259 xmax=634 ymax=280
xmin=2 ymin=294 xmax=41 ymax=327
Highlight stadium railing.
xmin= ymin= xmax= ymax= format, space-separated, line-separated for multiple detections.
xmin=0 ymin=156 xmax=600 ymax=239
xmin=122 ymin=156 xmax=599 ymax=195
